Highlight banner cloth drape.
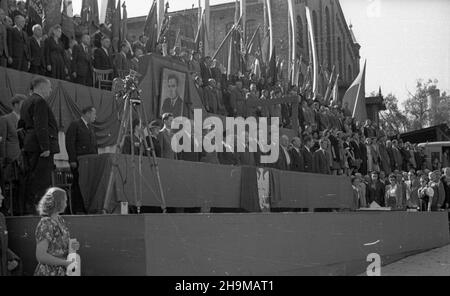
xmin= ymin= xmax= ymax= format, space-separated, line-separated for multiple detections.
xmin=78 ymin=154 xmax=355 ymax=213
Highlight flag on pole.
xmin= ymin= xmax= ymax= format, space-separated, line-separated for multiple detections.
xmin=173 ymin=28 xmax=181 ymax=49
xmin=265 ymin=0 xmax=273 ymax=62
xmin=330 ymin=74 xmax=340 ymax=107
xmin=144 ymin=0 xmax=158 ymax=53
xmin=158 ymin=2 xmax=170 ymax=44
xmin=305 ymin=6 xmax=318 ymax=96
xmin=240 ymin=0 xmax=246 ymax=44
xmin=104 ymin=0 xmax=115 ymax=28
xmin=261 ymin=27 xmax=270 ymax=66
xmin=27 ymin=0 xmax=44 ymax=25
xmin=291 ymin=57 xmax=301 ymax=87
xmin=342 ymin=60 xmax=367 ymax=121
xmin=227 ymin=25 xmax=244 ymax=79
xmin=195 ymin=11 xmax=207 ymax=57
xmin=62 ymin=0 xmax=75 ymax=40
xmin=323 ymin=66 xmax=336 ymax=105
xmin=122 ymin=2 xmax=128 ymax=41
xmin=267 ymin=46 xmax=277 ymax=85
xmin=252 ymin=58 xmax=261 ymax=79
xmin=42 ymin=0 xmax=62 ymax=34
xmin=287 ymin=0 xmax=297 ymax=62
xmin=81 ymin=0 xmax=99 ymax=34
xmin=247 ymin=25 xmax=261 ymax=58
xmin=111 ymin=0 xmax=121 ymax=52
xmin=198 ymin=0 xmax=202 ymax=27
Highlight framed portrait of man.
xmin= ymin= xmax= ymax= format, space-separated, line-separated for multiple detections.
xmin=159 ymin=68 xmax=186 ymax=118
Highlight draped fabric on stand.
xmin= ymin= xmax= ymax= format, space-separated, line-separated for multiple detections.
xmin=0 ymin=67 xmax=119 ymax=147
xmin=78 ymin=154 xmax=355 ymax=214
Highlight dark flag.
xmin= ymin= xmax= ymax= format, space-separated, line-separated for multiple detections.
xmin=104 ymin=0 xmax=115 ymax=30
xmin=246 ymin=25 xmax=261 ymax=58
xmin=158 ymin=2 xmax=170 ymax=44
xmin=121 ymin=2 xmax=128 ymax=41
xmin=227 ymin=26 xmax=245 ymax=79
xmin=267 ymin=45 xmax=277 ymax=85
xmin=261 ymin=27 xmax=270 ymax=66
xmin=42 ymin=0 xmax=62 ymax=34
xmin=26 ymin=0 xmax=44 ymax=25
xmin=81 ymin=0 xmax=99 ymax=34
xmin=144 ymin=0 xmax=158 ymax=53
xmin=194 ymin=11 xmax=207 ymax=58
xmin=111 ymin=0 xmax=121 ymax=52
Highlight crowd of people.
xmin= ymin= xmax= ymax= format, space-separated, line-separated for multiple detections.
xmin=0 ymin=2 xmax=145 ymax=85
xmin=0 ymin=1 xmax=449 ymax=217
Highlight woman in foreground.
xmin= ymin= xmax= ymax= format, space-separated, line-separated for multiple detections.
xmin=34 ymin=188 xmax=79 ymax=276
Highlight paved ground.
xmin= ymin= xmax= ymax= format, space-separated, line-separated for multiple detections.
xmin=375 ymin=245 xmax=450 ymax=276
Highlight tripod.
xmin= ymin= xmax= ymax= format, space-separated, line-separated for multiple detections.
xmin=103 ymin=72 xmax=167 ymax=214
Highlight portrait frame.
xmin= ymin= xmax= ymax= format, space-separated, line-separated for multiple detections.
xmin=159 ymin=68 xmax=186 ymax=118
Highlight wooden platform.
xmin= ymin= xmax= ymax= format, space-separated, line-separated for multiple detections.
xmin=6 ymin=212 xmax=450 ymax=276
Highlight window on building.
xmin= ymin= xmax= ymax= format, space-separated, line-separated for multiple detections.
xmin=325 ymin=7 xmax=331 ymax=70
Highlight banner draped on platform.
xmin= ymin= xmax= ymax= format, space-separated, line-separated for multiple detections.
xmin=0 ymin=67 xmax=119 ymax=147
xmin=78 ymin=154 xmax=355 ymax=213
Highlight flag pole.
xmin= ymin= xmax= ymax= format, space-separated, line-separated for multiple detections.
xmin=352 ymin=60 xmax=367 ymax=118
xmin=212 ymin=15 xmax=242 ymax=60
xmin=265 ymin=0 xmax=273 ymax=60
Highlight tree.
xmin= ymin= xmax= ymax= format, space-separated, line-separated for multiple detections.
xmin=404 ymin=79 xmax=450 ymax=130
xmin=377 ymin=92 xmax=409 ymax=134
xmin=434 ymin=91 xmax=450 ymax=126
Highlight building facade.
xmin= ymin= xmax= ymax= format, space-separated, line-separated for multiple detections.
xmin=127 ymin=0 xmax=360 ymax=94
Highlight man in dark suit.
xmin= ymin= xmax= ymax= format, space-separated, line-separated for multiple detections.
xmin=158 ymin=113 xmax=177 ymax=160
xmin=302 ymin=135 xmax=314 ymax=173
xmin=29 ymin=24 xmax=44 ymax=75
xmin=146 ymin=120 xmax=161 ymax=158
xmin=20 ymin=77 xmax=59 ymax=214
xmin=0 ymin=94 xmax=25 ymax=215
xmin=71 ymin=34 xmax=93 ymax=86
xmin=275 ymin=135 xmax=291 ymax=171
xmin=392 ymin=140 xmax=403 ymax=171
xmin=350 ymin=133 xmax=362 ymax=172
xmin=0 ymin=9 xmax=11 ymax=67
xmin=289 ymin=137 xmax=305 ymax=172
xmin=359 ymin=136 xmax=368 ymax=175
xmin=7 ymin=15 xmax=29 ymax=71
xmin=65 ymin=106 xmax=98 ymax=214
xmin=123 ymin=118 xmax=144 ymax=156
xmin=161 ymin=74 xmax=183 ymax=118
xmin=114 ymin=42 xmax=130 ymax=77
xmin=93 ymin=36 xmax=113 ymax=70
xmin=313 ymin=139 xmax=331 ymax=175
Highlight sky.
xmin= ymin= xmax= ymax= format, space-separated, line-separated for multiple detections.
xmin=72 ymin=0 xmax=450 ymax=103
